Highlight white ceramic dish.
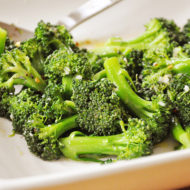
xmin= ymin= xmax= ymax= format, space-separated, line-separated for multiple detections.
xmin=1 ymin=0 xmax=190 ymax=189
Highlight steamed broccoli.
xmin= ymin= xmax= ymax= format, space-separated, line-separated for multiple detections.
xmin=9 ymin=88 xmax=41 ymax=134
xmin=72 ymin=78 xmax=130 ymax=136
xmin=172 ymin=117 xmax=190 ymax=149
xmin=9 ymin=82 xmax=76 ymax=134
xmin=59 ymin=118 xmax=153 ymax=162
xmin=94 ymin=18 xmax=186 ymax=58
xmin=141 ymin=55 xmax=190 ymax=98
xmin=24 ymin=115 xmax=77 ymax=160
xmin=183 ymin=19 xmax=190 ymax=42
xmin=0 ymin=49 xmax=46 ymax=92
xmin=44 ymin=47 xmax=93 ymax=99
xmin=167 ymin=74 xmax=190 ymax=127
xmin=104 ymin=57 xmax=172 ymax=144
xmin=35 ymin=21 xmax=77 ymax=53
xmin=9 ymin=86 xmax=77 ymax=160
xmin=4 ymin=37 xmax=16 ymax=52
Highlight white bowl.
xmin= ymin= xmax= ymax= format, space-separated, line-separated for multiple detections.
xmin=1 ymin=0 xmax=190 ymax=189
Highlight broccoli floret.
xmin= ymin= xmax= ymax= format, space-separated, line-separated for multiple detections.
xmin=0 ymin=49 xmax=46 ymax=92
xmin=94 ymin=18 xmax=186 ymax=58
xmin=9 ymin=88 xmax=41 ymax=134
xmin=41 ymin=81 xmax=76 ymax=123
xmin=9 ymin=82 xmax=76 ymax=134
xmin=167 ymin=74 xmax=190 ymax=127
xmin=59 ymin=118 xmax=152 ymax=162
xmin=104 ymin=57 xmax=172 ymax=144
xmin=72 ymin=79 xmax=130 ymax=136
xmin=183 ymin=19 xmax=190 ymax=42
xmin=44 ymin=47 xmax=92 ymax=81
xmin=20 ymin=38 xmax=47 ymax=74
xmin=4 ymin=37 xmax=16 ymax=52
xmin=140 ymin=55 xmax=190 ymax=100
xmin=35 ymin=21 xmax=77 ymax=53
xmin=0 ymin=87 xmax=13 ymax=118
xmin=20 ymin=21 xmax=80 ymax=75
xmin=124 ymin=49 xmax=144 ymax=80
xmin=44 ymin=47 xmax=93 ymax=98
xmin=0 ymin=27 xmax=7 ymax=55
xmin=172 ymin=117 xmax=190 ymax=149
xmin=24 ymin=115 xmax=77 ymax=160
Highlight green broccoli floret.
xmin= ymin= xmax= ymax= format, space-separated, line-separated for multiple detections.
xmin=172 ymin=117 xmax=190 ymax=149
xmin=0 ymin=49 xmax=46 ymax=92
xmin=94 ymin=18 xmax=186 ymax=58
xmin=9 ymin=82 xmax=76 ymax=134
xmin=35 ymin=21 xmax=77 ymax=52
xmin=72 ymin=78 xmax=130 ymax=136
xmin=44 ymin=47 xmax=92 ymax=81
xmin=4 ymin=37 xmax=16 ymax=52
xmin=59 ymin=118 xmax=153 ymax=162
xmin=141 ymin=55 xmax=190 ymax=97
xmin=24 ymin=114 xmax=77 ymax=160
xmin=20 ymin=38 xmax=47 ymax=74
xmin=167 ymin=74 xmax=190 ymax=127
xmin=104 ymin=57 xmax=172 ymax=144
xmin=9 ymin=88 xmax=41 ymax=134
xmin=20 ymin=21 xmax=80 ymax=75
xmin=183 ymin=19 xmax=190 ymax=42
xmin=0 ymin=87 xmax=13 ymax=118
xmin=44 ymin=47 xmax=93 ymax=98
xmin=124 ymin=49 xmax=144 ymax=80
xmin=0 ymin=27 xmax=7 ymax=55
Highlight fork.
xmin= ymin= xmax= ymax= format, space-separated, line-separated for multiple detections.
xmin=0 ymin=0 xmax=121 ymax=42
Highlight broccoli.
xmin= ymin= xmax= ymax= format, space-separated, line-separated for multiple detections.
xmin=104 ymin=57 xmax=172 ymax=144
xmin=44 ymin=47 xmax=93 ymax=99
xmin=44 ymin=47 xmax=92 ymax=81
xmin=0 ymin=49 xmax=46 ymax=92
xmin=59 ymin=118 xmax=153 ymax=162
xmin=0 ymin=87 xmax=13 ymax=118
xmin=9 ymin=82 xmax=76 ymax=134
xmin=123 ymin=49 xmax=144 ymax=81
xmin=20 ymin=38 xmax=47 ymax=74
xmin=4 ymin=37 xmax=16 ymax=52
xmin=167 ymin=74 xmax=190 ymax=127
xmin=9 ymin=88 xmax=42 ymax=134
xmin=72 ymin=78 xmax=130 ymax=136
xmin=35 ymin=21 xmax=77 ymax=53
xmin=20 ymin=21 xmax=78 ymax=75
xmin=141 ymin=55 xmax=190 ymax=97
xmin=24 ymin=115 xmax=77 ymax=160
xmin=172 ymin=117 xmax=190 ymax=149
xmin=9 ymin=86 xmax=77 ymax=160
xmin=0 ymin=27 xmax=7 ymax=55
xmin=183 ymin=19 xmax=190 ymax=42
xmin=94 ymin=18 xmax=186 ymax=58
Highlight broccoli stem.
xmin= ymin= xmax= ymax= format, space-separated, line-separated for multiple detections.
xmin=172 ymin=58 xmax=190 ymax=75
xmin=145 ymin=58 xmax=190 ymax=83
xmin=39 ymin=115 xmax=78 ymax=139
xmin=106 ymin=19 xmax=162 ymax=48
xmin=104 ymin=57 xmax=154 ymax=118
xmin=172 ymin=117 xmax=190 ymax=148
xmin=0 ymin=27 xmax=7 ymax=55
xmin=59 ymin=131 xmax=129 ymax=161
xmin=93 ymin=69 xmax=107 ymax=81
xmin=62 ymin=76 xmax=73 ymax=97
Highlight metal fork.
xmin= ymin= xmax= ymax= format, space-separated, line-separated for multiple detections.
xmin=0 ymin=0 xmax=121 ymax=42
